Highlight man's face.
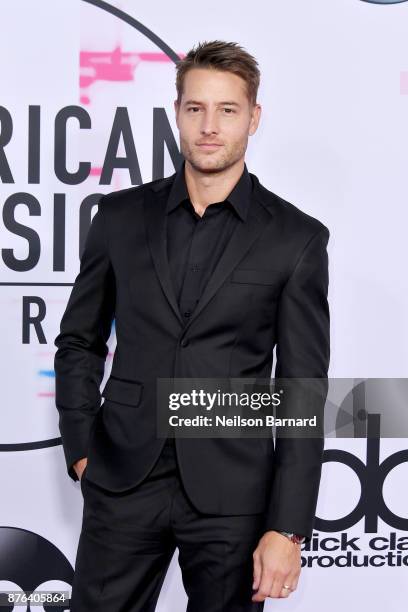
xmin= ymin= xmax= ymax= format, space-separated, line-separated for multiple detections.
xmin=174 ymin=67 xmax=261 ymax=174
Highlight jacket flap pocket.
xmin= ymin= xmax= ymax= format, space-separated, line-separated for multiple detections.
xmin=101 ymin=376 xmax=143 ymax=407
xmin=230 ymin=269 xmax=279 ymax=286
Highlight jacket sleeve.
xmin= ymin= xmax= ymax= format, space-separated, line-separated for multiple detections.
xmin=54 ymin=196 xmax=115 ymax=482
xmin=263 ymin=225 xmax=330 ymax=542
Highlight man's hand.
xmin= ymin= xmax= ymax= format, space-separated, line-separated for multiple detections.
xmin=252 ymin=530 xmax=301 ymax=602
xmin=73 ymin=457 xmax=88 ymax=481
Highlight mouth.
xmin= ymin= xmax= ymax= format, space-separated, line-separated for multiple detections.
xmin=197 ymin=143 xmax=223 ymax=150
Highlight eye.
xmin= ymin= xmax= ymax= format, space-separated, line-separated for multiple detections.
xmin=187 ymin=107 xmax=200 ymax=112
xmin=223 ymin=108 xmax=235 ymax=114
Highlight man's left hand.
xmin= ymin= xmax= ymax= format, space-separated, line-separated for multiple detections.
xmin=251 ymin=530 xmax=301 ymax=602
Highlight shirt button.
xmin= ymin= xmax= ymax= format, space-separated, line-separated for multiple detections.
xmin=180 ymin=338 xmax=189 ymax=347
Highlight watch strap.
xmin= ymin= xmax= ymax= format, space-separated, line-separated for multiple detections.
xmin=276 ymin=530 xmax=306 ymax=544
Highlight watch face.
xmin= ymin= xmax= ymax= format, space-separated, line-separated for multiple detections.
xmin=277 ymin=531 xmax=305 ymax=544
xmin=292 ymin=535 xmax=305 ymax=544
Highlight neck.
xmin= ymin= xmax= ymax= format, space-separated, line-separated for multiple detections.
xmin=184 ymin=158 xmax=245 ymax=217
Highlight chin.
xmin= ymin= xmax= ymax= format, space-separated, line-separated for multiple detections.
xmin=189 ymin=155 xmax=228 ymax=174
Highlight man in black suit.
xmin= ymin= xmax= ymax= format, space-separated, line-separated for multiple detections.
xmin=54 ymin=40 xmax=330 ymax=611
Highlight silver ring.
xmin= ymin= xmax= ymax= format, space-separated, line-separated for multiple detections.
xmin=282 ymin=585 xmax=292 ymax=591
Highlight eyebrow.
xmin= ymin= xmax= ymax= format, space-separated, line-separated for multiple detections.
xmin=183 ymin=100 xmax=240 ymax=107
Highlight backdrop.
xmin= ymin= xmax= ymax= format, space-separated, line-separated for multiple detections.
xmin=0 ymin=0 xmax=407 ymax=609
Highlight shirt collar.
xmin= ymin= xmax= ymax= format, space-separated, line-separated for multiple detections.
xmin=166 ymin=159 xmax=253 ymax=222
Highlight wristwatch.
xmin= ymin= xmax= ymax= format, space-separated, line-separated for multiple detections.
xmin=276 ymin=530 xmax=306 ymax=544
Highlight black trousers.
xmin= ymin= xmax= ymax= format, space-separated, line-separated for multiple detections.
xmin=71 ymin=438 xmax=265 ymax=611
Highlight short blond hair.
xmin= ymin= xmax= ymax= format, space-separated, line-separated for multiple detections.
xmin=175 ymin=40 xmax=260 ymax=107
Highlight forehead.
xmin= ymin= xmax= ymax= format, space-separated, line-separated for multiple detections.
xmin=182 ymin=68 xmax=248 ymax=101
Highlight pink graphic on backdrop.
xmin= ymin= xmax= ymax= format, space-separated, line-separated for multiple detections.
xmin=90 ymin=167 xmax=102 ymax=176
xmin=79 ymin=45 xmax=184 ymax=187
xmin=400 ymin=71 xmax=408 ymax=95
xmin=79 ymin=45 xmax=180 ymax=105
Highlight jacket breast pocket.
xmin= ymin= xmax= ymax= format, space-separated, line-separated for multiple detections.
xmin=101 ymin=375 xmax=143 ymax=407
xmin=229 ymin=268 xmax=282 ymax=288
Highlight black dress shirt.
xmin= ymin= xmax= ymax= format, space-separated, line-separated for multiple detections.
xmin=166 ymin=160 xmax=253 ymax=324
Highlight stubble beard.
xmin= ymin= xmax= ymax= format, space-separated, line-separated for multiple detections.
xmin=180 ymin=138 xmax=247 ymax=175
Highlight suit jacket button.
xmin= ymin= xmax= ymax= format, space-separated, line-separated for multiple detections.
xmin=180 ymin=338 xmax=189 ymax=347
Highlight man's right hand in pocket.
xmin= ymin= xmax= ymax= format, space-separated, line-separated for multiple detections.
xmin=74 ymin=457 xmax=88 ymax=481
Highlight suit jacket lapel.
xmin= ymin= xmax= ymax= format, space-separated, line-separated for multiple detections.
xmin=144 ymin=171 xmax=276 ymax=331
xmin=143 ymin=182 xmax=184 ymax=325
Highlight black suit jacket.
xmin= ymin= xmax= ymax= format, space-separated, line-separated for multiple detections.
xmin=54 ymin=168 xmax=330 ymax=540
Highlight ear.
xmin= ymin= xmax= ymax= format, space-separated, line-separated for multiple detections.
xmin=249 ymin=103 xmax=262 ymax=136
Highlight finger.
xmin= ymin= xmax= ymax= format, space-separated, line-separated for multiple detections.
xmin=291 ymin=573 xmax=300 ymax=591
xmin=284 ymin=569 xmax=299 ymax=592
xmin=252 ymin=553 xmax=262 ymax=590
xmin=269 ymin=575 xmax=285 ymax=599
xmin=252 ymin=571 xmax=273 ymax=603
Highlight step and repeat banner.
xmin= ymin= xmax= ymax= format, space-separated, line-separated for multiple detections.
xmin=1 ymin=0 xmax=407 ymax=610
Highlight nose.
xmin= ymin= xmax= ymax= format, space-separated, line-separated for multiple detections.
xmin=200 ymin=110 xmax=219 ymax=136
